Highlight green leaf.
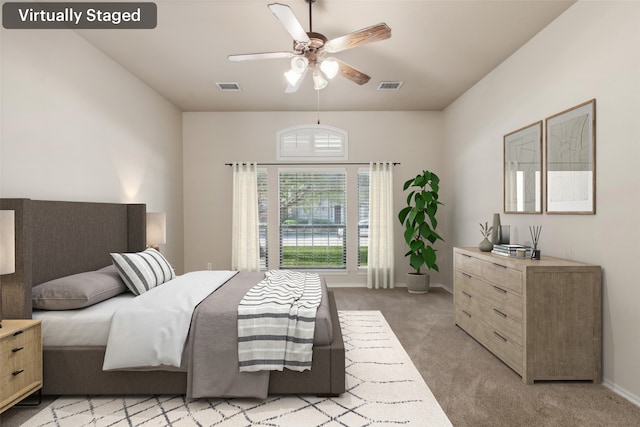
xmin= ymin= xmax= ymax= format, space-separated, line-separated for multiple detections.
xmin=424 ymin=246 xmax=437 ymax=269
xmin=404 ymin=227 xmax=415 ymax=246
xmin=410 ymin=253 xmax=423 ymax=271
xmin=410 ymin=239 xmax=425 ymax=251
xmin=406 ymin=190 xmax=415 ymax=207
xmin=403 ymin=178 xmax=413 ymax=191
xmin=398 ymin=206 xmax=411 ymax=224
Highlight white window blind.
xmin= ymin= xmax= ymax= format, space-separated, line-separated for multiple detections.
xmin=278 ymin=169 xmax=346 ymax=269
xmin=257 ymin=169 xmax=268 ymax=270
xmin=357 ymin=169 xmax=370 ymax=267
xmin=277 ymin=124 xmax=348 ymax=161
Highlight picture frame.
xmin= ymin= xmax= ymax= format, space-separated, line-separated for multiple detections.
xmin=545 ymin=99 xmax=596 ymax=214
xmin=503 ymin=121 xmax=543 ymax=214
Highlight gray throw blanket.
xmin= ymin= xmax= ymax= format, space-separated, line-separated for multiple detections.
xmin=237 ymin=270 xmax=322 ymax=372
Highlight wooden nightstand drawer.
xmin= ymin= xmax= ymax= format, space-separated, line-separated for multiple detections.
xmin=0 ymin=320 xmax=43 ymax=414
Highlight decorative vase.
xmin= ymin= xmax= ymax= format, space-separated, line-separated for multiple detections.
xmin=490 ymin=213 xmax=501 ymax=244
xmin=407 ymin=273 xmax=430 ymax=294
xmin=479 ymin=237 xmax=493 ymax=252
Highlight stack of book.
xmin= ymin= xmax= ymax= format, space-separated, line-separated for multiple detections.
xmin=491 ymin=244 xmax=531 ymax=258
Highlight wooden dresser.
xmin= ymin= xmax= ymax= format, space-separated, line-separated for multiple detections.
xmin=0 ymin=319 xmax=43 ymax=414
xmin=453 ymin=247 xmax=601 ymax=384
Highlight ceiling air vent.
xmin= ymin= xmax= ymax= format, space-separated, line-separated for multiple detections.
xmin=216 ymin=82 xmax=241 ymax=91
xmin=377 ymin=81 xmax=403 ymax=91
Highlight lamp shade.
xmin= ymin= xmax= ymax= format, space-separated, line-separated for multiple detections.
xmin=146 ymin=212 xmax=166 ymax=246
xmin=0 ymin=210 xmax=15 ymax=275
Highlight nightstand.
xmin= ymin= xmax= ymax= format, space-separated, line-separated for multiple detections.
xmin=0 ymin=319 xmax=43 ymax=414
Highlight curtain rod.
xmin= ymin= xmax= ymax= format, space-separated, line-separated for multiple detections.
xmin=225 ymin=162 xmax=400 ymax=166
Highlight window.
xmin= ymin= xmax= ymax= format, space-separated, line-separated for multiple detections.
xmin=277 ymin=124 xmax=348 ymax=161
xmin=278 ymin=169 xmax=346 ymax=269
xmin=257 ymin=169 xmax=268 ymax=270
xmin=357 ymin=169 xmax=370 ymax=267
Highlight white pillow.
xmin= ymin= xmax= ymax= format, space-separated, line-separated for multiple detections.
xmin=111 ymin=248 xmax=175 ymax=296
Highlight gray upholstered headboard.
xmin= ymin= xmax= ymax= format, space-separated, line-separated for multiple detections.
xmin=0 ymin=199 xmax=145 ymax=319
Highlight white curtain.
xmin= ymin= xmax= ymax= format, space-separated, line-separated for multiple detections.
xmin=231 ymin=162 xmax=260 ymax=271
xmin=367 ymin=162 xmax=395 ymax=289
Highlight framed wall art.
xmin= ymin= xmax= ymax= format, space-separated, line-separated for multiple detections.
xmin=545 ymin=99 xmax=596 ymax=214
xmin=504 ymin=121 xmax=543 ymax=214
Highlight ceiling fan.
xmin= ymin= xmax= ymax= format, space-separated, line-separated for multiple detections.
xmin=228 ymin=0 xmax=391 ymax=92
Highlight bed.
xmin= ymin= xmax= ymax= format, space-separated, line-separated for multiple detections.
xmin=0 ymin=198 xmax=345 ymax=397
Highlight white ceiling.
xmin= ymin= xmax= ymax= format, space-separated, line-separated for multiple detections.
xmin=76 ymin=0 xmax=574 ymax=112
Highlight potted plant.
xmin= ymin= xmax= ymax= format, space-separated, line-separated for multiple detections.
xmin=398 ymin=169 xmax=444 ymax=293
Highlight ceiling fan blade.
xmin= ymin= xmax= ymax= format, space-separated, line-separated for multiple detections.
xmin=228 ymin=51 xmax=295 ymax=62
xmin=337 ymin=60 xmax=371 ymax=85
xmin=268 ymin=3 xmax=311 ymax=44
xmin=285 ymin=68 xmax=309 ymax=93
xmin=325 ymin=23 xmax=391 ymax=53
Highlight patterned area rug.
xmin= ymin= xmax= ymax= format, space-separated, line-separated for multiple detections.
xmin=23 ymin=311 xmax=451 ymax=426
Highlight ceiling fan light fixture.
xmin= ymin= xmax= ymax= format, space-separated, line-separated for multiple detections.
xmin=320 ymin=58 xmax=339 ymax=79
xmin=290 ymin=56 xmax=309 ymax=73
xmin=284 ymin=68 xmax=303 ymax=86
xmin=312 ymin=69 xmax=328 ymax=90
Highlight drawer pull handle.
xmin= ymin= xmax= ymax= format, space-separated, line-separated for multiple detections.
xmin=462 ymin=310 xmax=472 ymax=318
xmin=493 ymin=332 xmax=508 ymax=342
xmin=492 ymin=263 xmax=507 ymax=269
xmin=13 ymin=330 xmax=24 ymax=337
xmin=462 ymin=273 xmax=472 ymax=278
xmin=493 ymin=285 xmax=507 ymax=294
xmin=12 ymin=369 xmax=24 ymax=376
xmin=462 ymin=291 xmax=472 ymax=298
xmin=493 ymin=309 xmax=507 ymax=318
xmin=12 ymin=346 xmax=24 ymax=353
xmin=461 ymin=254 xmax=471 ymax=258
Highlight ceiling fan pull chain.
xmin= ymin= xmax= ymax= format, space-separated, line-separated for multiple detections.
xmin=317 ymin=89 xmax=321 ymax=124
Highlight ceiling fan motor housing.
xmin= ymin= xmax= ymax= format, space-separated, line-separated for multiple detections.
xmin=294 ymin=32 xmax=327 ymax=65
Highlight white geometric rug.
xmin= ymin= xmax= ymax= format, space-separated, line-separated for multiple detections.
xmin=23 ymin=311 xmax=452 ymax=426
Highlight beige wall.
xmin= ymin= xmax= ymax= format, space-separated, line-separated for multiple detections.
xmin=443 ymin=1 xmax=640 ymax=404
xmin=0 ymin=28 xmax=185 ymax=272
xmin=182 ymin=111 xmax=446 ymax=286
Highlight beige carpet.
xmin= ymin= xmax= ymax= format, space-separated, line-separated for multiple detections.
xmin=18 ymin=310 xmax=451 ymax=427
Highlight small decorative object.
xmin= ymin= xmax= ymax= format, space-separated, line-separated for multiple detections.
xmin=479 ymin=222 xmax=493 ymax=252
xmin=499 ymin=225 xmax=510 ymax=244
xmin=529 ymin=225 xmax=542 ymax=260
xmin=490 ymin=213 xmax=501 ymax=244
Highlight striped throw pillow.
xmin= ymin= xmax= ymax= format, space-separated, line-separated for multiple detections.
xmin=111 ymin=248 xmax=175 ymax=296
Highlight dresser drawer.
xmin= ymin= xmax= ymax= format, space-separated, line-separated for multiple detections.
xmin=484 ymin=304 xmax=523 ymax=346
xmin=455 ymin=252 xmax=482 ymax=276
xmin=476 ymin=278 xmax=523 ymax=322
xmin=455 ymin=305 xmax=523 ymax=374
xmin=481 ymin=259 xmax=523 ymax=294
xmin=456 ymin=282 xmax=523 ymax=346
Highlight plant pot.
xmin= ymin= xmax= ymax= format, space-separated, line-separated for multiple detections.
xmin=479 ymin=237 xmax=493 ymax=252
xmin=407 ymin=273 xmax=430 ymax=294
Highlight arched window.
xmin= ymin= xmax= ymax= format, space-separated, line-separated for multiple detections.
xmin=276 ymin=124 xmax=348 ymax=161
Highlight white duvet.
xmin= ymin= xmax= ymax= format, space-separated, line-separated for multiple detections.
xmin=102 ymin=270 xmax=237 ymax=370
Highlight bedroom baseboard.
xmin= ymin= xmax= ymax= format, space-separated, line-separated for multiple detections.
xmin=603 ymin=379 xmax=640 ymax=409
xmin=327 ymin=281 xmax=452 ymax=291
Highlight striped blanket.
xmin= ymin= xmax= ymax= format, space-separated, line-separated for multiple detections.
xmin=237 ymin=270 xmax=322 ymax=372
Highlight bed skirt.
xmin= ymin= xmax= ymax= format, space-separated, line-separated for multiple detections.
xmin=40 ymin=291 xmax=345 ymax=397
